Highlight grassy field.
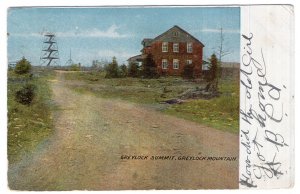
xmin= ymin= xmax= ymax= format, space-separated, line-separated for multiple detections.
xmin=7 ymin=68 xmax=55 ymax=164
xmin=64 ymin=71 xmax=199 ymax=104
xmin=164 ymin=80 xmax=239 ymax=134
xmin=64 ymin=71 xmax=239 ymax=133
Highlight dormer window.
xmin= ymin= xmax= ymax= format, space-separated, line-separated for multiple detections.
xmin=162 ymin=42 xmax=168 ymax=52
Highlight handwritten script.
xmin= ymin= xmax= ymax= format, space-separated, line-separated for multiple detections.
xmin=239 ymin=33 xmax=289 ymax=188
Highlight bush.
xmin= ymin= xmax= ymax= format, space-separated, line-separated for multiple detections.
xmin=69 ymin=64 xmax=81 ymax=71
xmin=105 ymin=57 xmax=119 ymax=78
xmin=128 ymin=62 xmax=140 ymax=77
xmin=14 ymin=57 xmax=32 ymax=75
xmin=15 ymin=84 xmax=36 ymax=105
xmin=119 ymin=64 xmax=128 ymax=77
xmin=142 ymin=54 xmax=158 ymax=78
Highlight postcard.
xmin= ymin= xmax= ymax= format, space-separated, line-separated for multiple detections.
xmin=5 ymin=4 xmax=294 ymax=190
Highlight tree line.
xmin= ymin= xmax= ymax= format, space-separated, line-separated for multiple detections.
xmin=105 ymin=53 xmax=219 ymax=83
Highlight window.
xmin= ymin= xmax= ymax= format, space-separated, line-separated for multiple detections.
xmin=162 ymin=59 xmax=168 ymax=69
xmin=173 ymin=59 xmax=179 ymax=69
xmin=173 ymin=43 xmax=179 ymax=53
xmin=162 ymin=42 xmax=168 ymax=52
xmin=187 ymin=42 xmax=193 ymax=53
xmin=173 ymin=31 xmax=179 ymax=37
xmin=186 ymin=59 xmax=192 ymax=65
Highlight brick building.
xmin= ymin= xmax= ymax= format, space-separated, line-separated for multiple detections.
xmin=128 ymin=25 xmax=205 ymax=77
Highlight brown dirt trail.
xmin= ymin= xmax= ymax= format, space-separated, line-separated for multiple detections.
xmin=8 ymin=71 xmax=239 ymax=190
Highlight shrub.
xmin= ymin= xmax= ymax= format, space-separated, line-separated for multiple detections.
xmin=15 ymin=84 xmax=36 ymax=105
xmin=119 ymin=64 xmax=128 ymax=77
xmin=142 ymin=54 xmax=158 ymax=78
xmin=69 ymin=64 xmax=81 ymax=71
xmin=128 ymin=62 xmax=140 ymax=77
xmin=105 ymin=57 xmax=119 ymax=78
xmin=14 ymin=57 xmax=32 ymax=75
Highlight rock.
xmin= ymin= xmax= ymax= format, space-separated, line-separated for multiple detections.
xmin=164 ymin=99 xmax=183 ymax=104
xmin=179 ymin=88 xmax=220 ymax=100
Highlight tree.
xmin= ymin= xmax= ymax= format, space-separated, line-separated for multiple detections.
xmin=181 ymin=64 xmax=194 ymax=80
xmin=142 ymin=54 xmax=158 ymax=78
xmin=14 ymin=57 xmax=31 ymax=75
xmin=91 ymin=60 xmax=105 ymax=71
xmin=206 ymin=54 xmax=218 ymax=82
xmin=119 ymin=64 xmax=128 ymax=77
xmin=128 ymin=62 xmax=140 ymax=77
xmin=105 ymin=56 xmax=119 ymax=78
xmin=205 ymin=54 xmax=220 ymax=92
xmin=217 ymin=27 xmax=231 ymax=64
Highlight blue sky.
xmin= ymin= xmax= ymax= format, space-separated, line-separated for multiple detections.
xmin=7 ymin=7 xmax=240 ymax=66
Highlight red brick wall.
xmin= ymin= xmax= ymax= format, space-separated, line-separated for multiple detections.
xmin=146 ymin=41 xmax=203 ymax=77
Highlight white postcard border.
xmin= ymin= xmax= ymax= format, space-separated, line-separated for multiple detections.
xmin=239 ymin=5 xmax=294 ymax=189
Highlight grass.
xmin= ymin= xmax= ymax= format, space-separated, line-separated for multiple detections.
xmin=7 ymin=68 xmax=55 ymax=164
xmin=64 ymin=71 xmax=239 ymax=133
xmin=64 ymin=71 xmax=198 ymax=104
xmin=163 ymin=80 xmax=240 ymax=134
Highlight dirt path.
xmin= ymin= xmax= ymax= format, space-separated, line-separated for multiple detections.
xmin=8 ymin=71 xmax=239 ymax=190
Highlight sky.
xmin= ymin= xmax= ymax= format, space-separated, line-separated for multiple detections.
xmin=7 ymin=7 xmax=240 ymax=66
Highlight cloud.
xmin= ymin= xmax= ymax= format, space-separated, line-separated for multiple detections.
xmin=10 ymin=32 xmax=41 ymax=37
xmin=201 ymin=28 xmax=240 ymax=34
xmin=10 ymin=24 xmax=129 ymax=39
xmin=58 ymin=24 xmax=128 ymax=38
xmin=96 ymin=49 xmax=135 ymax=60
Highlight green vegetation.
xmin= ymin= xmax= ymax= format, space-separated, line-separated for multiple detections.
xmin=105 ymin=56 xmax=120 ymax=78
xmin=69 ymin=63 xmax=81 ymax=71
xmin=205 ymin=53 xmax=219 ymax=82
xmin=204 ymin=53 xmax=221 ymax=93
xmin=15 ymin=83 xmax=36 ymax=105
xmin=14 ymin=57 xmax=32 ymax=75
xmin=128 ymin=62 xmax=140 ymax=77
xmin=119 ymin=64 xmax=128 ymax=78
xmin=7 ymin=68 xmax=55 ymax=164
xmin=65 ymin=71 xmax=196 ymax=104
xmin=142 ymin=54 xmax=158 ymax=78
xmin=164 ymin=80 xmax=239 ymax=134
xmin=65 ymin=71 xmax=239 ymax=133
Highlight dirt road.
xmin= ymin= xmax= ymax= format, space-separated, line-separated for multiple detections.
xmin=8 ymin=71 xmax=239 ymax=190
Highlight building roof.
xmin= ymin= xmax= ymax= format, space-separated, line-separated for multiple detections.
xmin=127 ymin=54 xmax=144 ymax=62
xmin=142 ymin=38 xmax=153 ymax=47
xmin=151 ymin=25 xmax=205 ymax=47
